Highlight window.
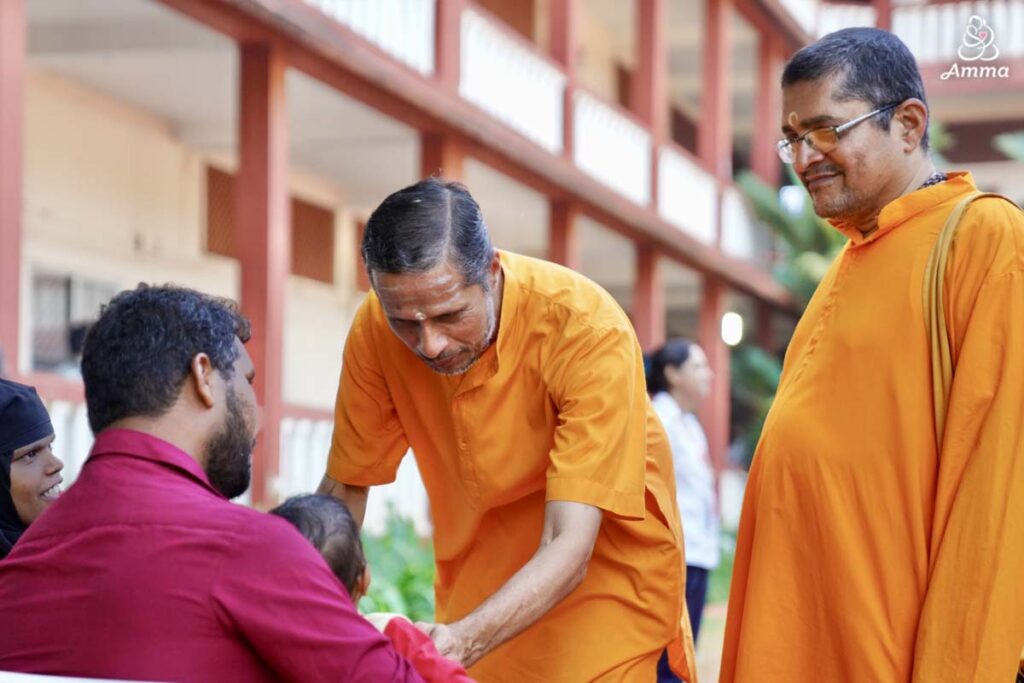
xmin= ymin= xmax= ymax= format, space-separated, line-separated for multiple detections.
xmin=204 ymin=166 xmax=336 ymax=285
xmin=31 ymin=272 xmax=117 ymax=374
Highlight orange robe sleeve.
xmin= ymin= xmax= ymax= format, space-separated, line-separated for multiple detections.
xmin=544 ymin=323 xmax=647 ymax=520
xmin=327 ymin=295 xmax=409 ymax=486
xmin=912 ymin=201 xmax=1024 ymax=682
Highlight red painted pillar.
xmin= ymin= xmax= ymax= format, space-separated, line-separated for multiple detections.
xmin=435 ymin=0 xmax=464 ymax=91
xmin=634 ymin=244 xmax=665 ymax=353
xmin=420 ymin=132 xmax=465 ymax=180
xmin=237 ymin=43 xmax=290 ymax=508
xmin=874 ymin=0 xmax=893 ymax=31
xmin=698 ymin=0 xmax=733 ymax=185
xmin=0 ymin=0 xmax=25 ymax=377
xmin=632 ymin=0 xmax=666 ymax=209
xmin=631 ymin=0 xmax=667 ymax=141
xmin=698 ymin=277 xmax=730 ymax=472
xmin=548 ymin=199 xmax=580 ymax=271
xmin=696 ymin=0 xmax=733 ymax=472
xmin=549 ymin=0 xmax=577 ymax=160
xmin=756 ymin=300 xmax=775 ymax=353
xmin=751 ymin=32 xmax=783 ymax=187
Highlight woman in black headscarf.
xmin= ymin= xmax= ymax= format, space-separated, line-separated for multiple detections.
xmin=1 ymin=378 xmax=64 ymax=559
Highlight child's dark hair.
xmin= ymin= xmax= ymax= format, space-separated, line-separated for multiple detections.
xmin=270 ymin=494 xmax=366 ymax=596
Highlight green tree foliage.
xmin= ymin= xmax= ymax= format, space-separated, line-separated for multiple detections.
xmin=994 ymin=131 xmax=1024 ymax=161
xmin=359 ymin=505 xmax=436 ymax=622
xmin=730 ymin=344 xmax=783 ymax=469
xmin=735 ymin=167 xmax=844 ymax=306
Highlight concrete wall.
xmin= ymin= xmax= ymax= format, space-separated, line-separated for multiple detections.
xmin=19 ymin=67 xmax=431 ymax=531
xmin=21 ymin=67 xmax=361 ymax=410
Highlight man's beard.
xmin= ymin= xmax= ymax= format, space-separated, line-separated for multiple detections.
xmin=811 ymin=186 xmax=860 ymax=219
xmin=204 ymin=386 xmax=255 ymax=500
xmin=804 ymin=167 xmax=860 ymax=220
xmin=429 ymin=297 xmax=498 ymax=376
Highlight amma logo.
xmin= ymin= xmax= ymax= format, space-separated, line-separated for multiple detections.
xmin=941 ymin=15 xmax=1010 ymax=80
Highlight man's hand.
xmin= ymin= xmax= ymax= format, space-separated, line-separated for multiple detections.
xmin=415 ymin=621 xmax=477 ymax=667
xmin=417 ymin=501 xmax=602 ymax=669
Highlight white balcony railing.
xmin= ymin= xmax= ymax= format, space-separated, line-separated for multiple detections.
xmin=42 ymin=399 xmax=427 ymax=533
xmin=892 ymin=0 xmax=1024 ymax=64
xmin=459 ymin=10 xmax=566 ymax=154
xmin=278 ymin=417 xmax=333 ymax=499
xmin=278 ymin=417 xmax=431 ymax=535
xmin=656 ymin=147 xmax=718 ymax=246
xmin=821 ymin=1 xmax=1024 ymax=65
xmin=304 ymin=0 xmax=436 ymax=75
xmin=573 ymin=92 xmax=652 ymax=207
xmin=781 ymin=0 xmax=822 ymax=36
xmin=721 ymin=186 xmax=774 ymax=266
xmin=818 ymin=4 xmax=877 ymax=37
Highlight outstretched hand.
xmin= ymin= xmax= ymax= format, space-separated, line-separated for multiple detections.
xmin=415 ymin=621 xmax=479 ymax=667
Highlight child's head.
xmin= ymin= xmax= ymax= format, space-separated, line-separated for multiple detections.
xmin=270 ymin=494 xmax=370 ymax=601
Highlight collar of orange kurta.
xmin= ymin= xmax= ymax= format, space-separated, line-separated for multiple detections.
xmin=829 ymin=171 xmax=976 ymax=248
xmin=447 ymin=250 xmax=521 ymax=396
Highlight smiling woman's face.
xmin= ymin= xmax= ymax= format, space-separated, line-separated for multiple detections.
xmin=9 ymin=434 xmax=64 ymax=525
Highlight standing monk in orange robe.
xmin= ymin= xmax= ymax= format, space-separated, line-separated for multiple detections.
xmin=318 ymin=178 xmax=696 ymax=682
xmin=721 ymin=28 xmax=1024 ymax=682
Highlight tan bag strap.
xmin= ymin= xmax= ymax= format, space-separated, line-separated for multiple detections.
xmin=923 ymin=191 xmax=1019 ymax=448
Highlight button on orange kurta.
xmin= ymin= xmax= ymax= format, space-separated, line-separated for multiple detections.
xmin=329 ymin=251 xmax=696 ymax=682
xmin=721 ymin=173 xmax=1024 ymax=682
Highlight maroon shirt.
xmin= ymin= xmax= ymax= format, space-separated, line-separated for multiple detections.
xmin=0 ymin=429 xmax=424 ymax=683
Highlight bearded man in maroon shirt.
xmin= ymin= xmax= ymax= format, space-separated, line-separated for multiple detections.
xmin=0 ymin=284 xmax=424 ymax=683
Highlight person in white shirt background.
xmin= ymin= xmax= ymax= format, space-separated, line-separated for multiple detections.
xmin=646 ymin=339 xmax=719 ymax=648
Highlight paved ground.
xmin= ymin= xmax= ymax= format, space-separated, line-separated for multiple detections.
xmin=696 ymin=602 xmax=727 ymax=682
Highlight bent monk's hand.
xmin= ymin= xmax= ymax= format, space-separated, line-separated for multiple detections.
xmin=415 ymin=621 xmax=480 ymax=667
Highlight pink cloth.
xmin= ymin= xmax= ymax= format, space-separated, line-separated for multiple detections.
xmin=383 ymin=618 xmax=476 ymax=683
xmin=0 ymin=429 xmax=424 ymax=683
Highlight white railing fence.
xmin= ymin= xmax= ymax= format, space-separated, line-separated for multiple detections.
xmin=573 ymin=91 xmax=652 ymax=207
xmin=818 ymin=3 xmax=877 ymax=36
xmin=277 ymin=417 xmax=334 ymax=499
xmin=277 ymin=418 xmax=431 ymax=535
xmin=721 ymin=185 xmax=776 ymax=267
xmin=303 ymin=0 xmax=437 ymax=75
xmin=820 ymin=1 xmax=1024 ymax=64
xmin=781 ymin=0 xmax=822 ymax=35
xmin=892 ymin=0 xmax=1024 ymax=64
xmin=459 ymin=9 xmax=566 ymax=154
xmin=657 ymin=146 xmax=719 ymax=246
xmin=40 ymin=402 xmax=430 ymax=533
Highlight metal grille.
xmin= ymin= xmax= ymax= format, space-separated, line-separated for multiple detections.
xmin=204 ymin=166 xmax=335 ymax=285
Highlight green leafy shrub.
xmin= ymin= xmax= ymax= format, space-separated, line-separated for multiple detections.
xmin=708 ymin=529 xmax=737 ymax=605
xmin=359 ymin=505 xmax=436 ymax=623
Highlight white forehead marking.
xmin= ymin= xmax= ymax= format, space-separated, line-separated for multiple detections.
xmin=414 ymin=311 xmax=427 ymax=322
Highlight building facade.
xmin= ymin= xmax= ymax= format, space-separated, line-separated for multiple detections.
xmin=0 ymin=0 xmax=1019 ymax=527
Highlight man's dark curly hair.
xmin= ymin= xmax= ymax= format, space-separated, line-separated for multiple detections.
xmin=81 ymin=284 xmax=251 ymax=435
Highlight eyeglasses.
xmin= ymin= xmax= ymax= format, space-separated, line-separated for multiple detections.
xmin=776 ymin=102 xmax=902 ymax=164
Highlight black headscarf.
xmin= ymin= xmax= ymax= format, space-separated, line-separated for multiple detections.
xmin=0 ymin=379 xmax=54 ymax=558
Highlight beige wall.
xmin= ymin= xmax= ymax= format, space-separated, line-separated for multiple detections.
xmin=20 ymin=67 xmax=362 ymax=410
